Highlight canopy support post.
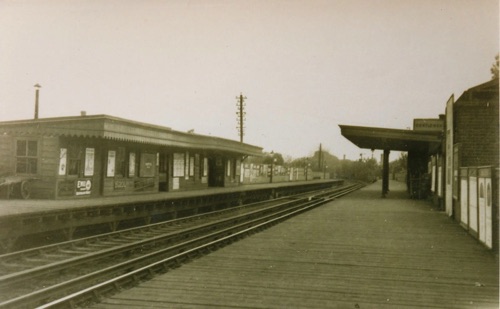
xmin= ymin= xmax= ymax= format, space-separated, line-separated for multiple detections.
xmin=382 ymin=149 xmax=390 ymax=197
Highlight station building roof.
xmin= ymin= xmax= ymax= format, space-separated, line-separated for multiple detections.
xmin=456 ymin=78 xmax=499 ymax=104
xmin=339 ymin=124 xmax=442 ymax=153
xmin=0 ymin=114 xmax=263 ymax=156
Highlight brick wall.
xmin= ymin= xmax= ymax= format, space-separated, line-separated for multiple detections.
xmin=454 ymin=94 xmax=499 ymax=167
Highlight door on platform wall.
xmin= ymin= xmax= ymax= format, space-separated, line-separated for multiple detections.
xmin=158 ymin=153 xmax=168 ymax=191
xmin=208 ymin=157 xmax=224 ymax=187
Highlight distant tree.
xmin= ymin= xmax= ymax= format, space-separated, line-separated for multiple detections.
xmin=262 ymin=152 xmax=284 ymax=165
xmin=491 ymin=53 xmax=499 ymax=79
xmin=312 ymin=149 xmax=340 ymax=169
xmin=389 ymin=153 xmax=407 ymax=174
xmin=338 ymin=158 xmax=380 ymax=183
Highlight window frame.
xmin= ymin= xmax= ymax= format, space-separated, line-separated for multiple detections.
xmin=15 ymin=138 xmax=39 ymax=175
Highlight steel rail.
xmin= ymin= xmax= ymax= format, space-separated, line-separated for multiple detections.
xmin=0 ymin=191 xmax=319 ymax=288
xmin=0 ymin=195 xmax=305 ymax=270
xmin=0 ymin=183 xmax=341 ymax=267
xmin=0 ymin=183 xmax=363 ymax=308
xmin=36 ymin=182 xmax=363 ymax=309
xmin=0 ymin=185 xmax=333 ymax=264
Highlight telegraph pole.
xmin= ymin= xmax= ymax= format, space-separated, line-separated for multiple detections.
xmin=235 ymin=93 xmax=246 ymax=142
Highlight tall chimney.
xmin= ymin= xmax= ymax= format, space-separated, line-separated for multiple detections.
xmin=34 ymin=84 xmax=41 ymax=119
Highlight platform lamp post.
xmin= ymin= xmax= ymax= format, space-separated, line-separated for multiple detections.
xmin=34 ymin=84 xmax=41 ymax=119
xmin=305 ymin=158 xmax=309 ymax=181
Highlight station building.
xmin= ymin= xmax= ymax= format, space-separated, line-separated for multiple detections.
xmin=340 ymin=78 xmax=499 ymax=251
xmin=0 ymin=114 xmax=262 ymax=199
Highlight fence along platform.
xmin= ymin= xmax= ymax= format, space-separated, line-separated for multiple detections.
xmin=92 ymin=180 xmax=499 ymax=309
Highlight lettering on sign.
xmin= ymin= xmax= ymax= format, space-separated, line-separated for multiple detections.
xmin=413 ymin=119 xmax=444 ymax=132
xmin=115 ymin=180 xmax=127 ymax=189
xmin=76 ymin=179 xmax=92 ymax=196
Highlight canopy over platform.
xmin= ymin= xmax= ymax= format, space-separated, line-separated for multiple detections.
xmin=339 ymin=124 xmax=443 ymax=198
xmin=0 ymin=114 xmax=263 ymax=157
xmin=338 ymin=125 xmax=442 ymax=153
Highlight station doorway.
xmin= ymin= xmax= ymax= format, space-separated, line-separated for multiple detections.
xmin=208 ymin=157 xmax=224 ymax=187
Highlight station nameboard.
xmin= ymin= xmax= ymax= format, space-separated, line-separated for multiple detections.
xmin=413 ymin=118 xmax=444 ymax=132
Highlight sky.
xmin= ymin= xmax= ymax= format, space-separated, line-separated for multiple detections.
xmin=1 ymin=0 xmax=498 ymax=161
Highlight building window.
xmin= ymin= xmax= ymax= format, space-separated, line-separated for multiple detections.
xmin=16 ymin=139 xmax=38 ymax=174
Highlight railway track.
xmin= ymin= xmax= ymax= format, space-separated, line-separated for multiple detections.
xmin=0 ymin=182 xmax=363 ymax=308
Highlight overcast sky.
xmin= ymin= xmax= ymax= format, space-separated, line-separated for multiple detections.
xmin=1 ymin=0 xmax=498 ymax=160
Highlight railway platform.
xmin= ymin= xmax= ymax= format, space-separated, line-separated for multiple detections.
xmin=0 ymin=180 xmax=341 ymax=252
xmin=92 ymin=180 xmax=499 ymax=309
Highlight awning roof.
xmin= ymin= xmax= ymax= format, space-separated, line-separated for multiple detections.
xmin=0 ymin=115 xmax=263 ymax=156
xmin=339 ymin=124 xmax=442 ymax=153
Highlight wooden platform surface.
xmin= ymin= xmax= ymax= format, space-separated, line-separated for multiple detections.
xmin=92 ymin=181 xmax=499 ymax=309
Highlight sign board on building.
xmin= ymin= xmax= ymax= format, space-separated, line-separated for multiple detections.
xmin=413 ymin=118 xmax=444 ymax=132
xmin=76 ymin=179 xmax=92 ymax=196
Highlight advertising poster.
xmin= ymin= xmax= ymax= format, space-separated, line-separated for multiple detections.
xmin=485 ymin=179 xmax=492 ymax=248
xmin=173 ymin=153 xmax=184 ymax=177
xmin=172 ymin=177 xmax=180 ymax=190
xmin=76 ymin=179 xmax=92 ymax=196
xmin=478 ymin=179 xmax=486 ymax=243
xmin=189 ymin=156 xmax=195 ymax=177
xmin=203 ymin=158 xmax=208 ymax=177
xmin=139 ymin=153 xmax=156 ymax=177
xmin=59 ymin=148 xmax=67 ymax=176
xmin=185 ymin=152 xmax=189 ymax=180
xmin=469 ymin=176 xmax=478 ymax=233
xmin=460 ymin=177 xmax=468 ymax=226
xmin=84 ymin=148 xmax=95 ymax=176
xmin=129 ymin=152 xmax=136 ymax=177
xmin=107 ymin=150 xmax=116 ymax=177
